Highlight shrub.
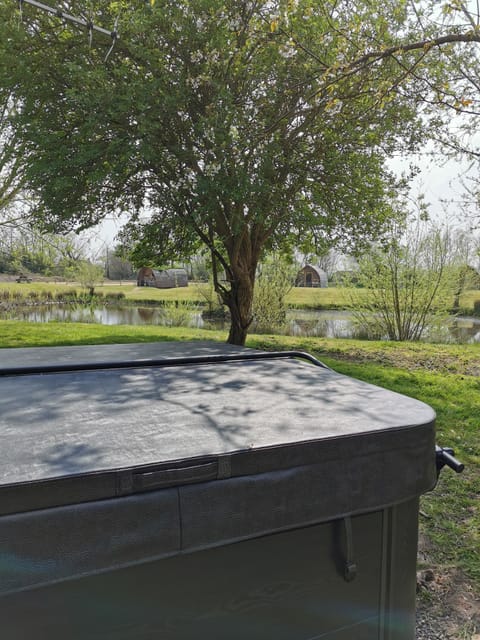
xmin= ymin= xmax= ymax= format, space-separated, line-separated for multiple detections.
xmin=348 ymin=222 xmax=460 ymax=341
xmin=195 ymin=279 xmax=223 ymax=315
xmin=55 ymin=289 xmax=78 ymax=302
xmin=161 ymin=301 xmax=197 ymax=327
xmin=105 ymin=291 xmax=126 ymax=301
xmin=252 ymin=255 xmax=296 ymax=333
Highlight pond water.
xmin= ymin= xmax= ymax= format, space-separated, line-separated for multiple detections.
xmin=287 ymin=310 xmax=480 ymax=343
xmin=3 ymin=304 xmax=480 ymax=343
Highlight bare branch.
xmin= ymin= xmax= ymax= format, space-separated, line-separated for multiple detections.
xmin=347 ymin=32 xmax=480 ymax=71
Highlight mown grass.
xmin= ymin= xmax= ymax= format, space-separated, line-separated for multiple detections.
xmin=0 ymin=319 xmax=228 ymax=348
xmin=0 ymin=320 xmax=478 ymax=588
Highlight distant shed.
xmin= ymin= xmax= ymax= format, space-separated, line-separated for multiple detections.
xmin=295 ymin=265 xmax=328 ymax=288
xmin=137 ymin=267 xmax=188 ymax=288
xmin=155 ymin=269 xmax=188 ymax=288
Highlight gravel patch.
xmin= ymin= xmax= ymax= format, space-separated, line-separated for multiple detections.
xmin=416 ymin=607 xmax=450 ymax=639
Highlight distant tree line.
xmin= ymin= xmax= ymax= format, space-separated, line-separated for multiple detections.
xmin=0 ymin=224 xmax=83 ymax=277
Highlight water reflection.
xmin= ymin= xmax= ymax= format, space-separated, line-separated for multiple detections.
xmin=10 ymin=305 xmax=174 ymax=327
xmin=429 ymin=316 xmax=480 ymax=344
xmin=286 ymin=310 xmax=372 ymax=340
xmin=2 ymin=305 xmax=479 ymax=343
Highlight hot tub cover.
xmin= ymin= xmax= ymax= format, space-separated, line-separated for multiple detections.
xmin=0 ymin=341 xmax=436 ymax=593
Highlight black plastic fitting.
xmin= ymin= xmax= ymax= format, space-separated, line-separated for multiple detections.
xmin=435 ymin=445 xmax=465 ymax=475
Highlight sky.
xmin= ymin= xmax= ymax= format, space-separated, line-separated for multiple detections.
xmin=88 ymin=216 xmax=127 ymax=256
xmin=396 ymin=148 xmax=477 ymax=224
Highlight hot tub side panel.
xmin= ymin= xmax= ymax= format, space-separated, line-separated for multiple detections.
xmin=0 ymin=498 xmax=420 ymax=640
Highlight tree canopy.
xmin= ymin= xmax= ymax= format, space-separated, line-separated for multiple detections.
xmin=0 ymin=89 xmax=26 ymax=218
xmin=1 ymin=0 xmax=479 ymax=343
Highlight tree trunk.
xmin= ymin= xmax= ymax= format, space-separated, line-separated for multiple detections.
xmin=452 ymin=295 xmax=460 ymax=314
xmin=211 ymin=224 xmax=261 ymax=346
xmin=227 ymin=312 xmax=249 ymax=345
xmin=223 ymin=271 xmax=255 ymax=346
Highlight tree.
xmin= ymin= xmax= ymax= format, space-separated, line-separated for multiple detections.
xmin=0 ymin=220 xmax=92 ymax=276
xmin=105 ymin=245 xmax=134 ymax=281
xmin=2 ymin=0 xmax=480 ymax=343
xmin=447 ymin=229 xmax=480 ymax=310
xmin=74 ymin=260 xmax=104 ymax=296
xmin=349 ymin=219 xmax=462 ymax=341
xmin=0 ymin=92 xmax=26 ymax=218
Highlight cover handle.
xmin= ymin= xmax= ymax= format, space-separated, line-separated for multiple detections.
xmin=133 ymin=462 xmax=219 ymax=491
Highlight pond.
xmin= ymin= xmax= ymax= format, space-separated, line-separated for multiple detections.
xmin=286 ymin=310 xmax=480 ymax=343
xmin=3 ymin=304 xmax=480 ymax=343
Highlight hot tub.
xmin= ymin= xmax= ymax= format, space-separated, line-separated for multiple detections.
xmin=0 ymin=341 xmax=446 ymax=639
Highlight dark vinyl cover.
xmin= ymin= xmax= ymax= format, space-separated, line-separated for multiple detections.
xmin=0 ymin=342 xmax=437 ymax=593
xmin=0 ymin=340 xmax=249 ymax=371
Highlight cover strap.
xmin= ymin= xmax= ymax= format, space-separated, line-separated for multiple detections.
xmin=343 ymin=516 xmax=357 ymax=582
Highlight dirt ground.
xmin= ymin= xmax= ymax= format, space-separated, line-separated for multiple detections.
xmin=417 ymin=568 xmax=479 ymax=639
xmin=417 ymin=533 xmax=480 ymax=639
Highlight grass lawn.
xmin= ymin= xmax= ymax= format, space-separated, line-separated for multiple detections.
xmin=0 ymin=320 xmax=478 ymax=595
xmin=2 ymin=280 xmax=479 ymax=312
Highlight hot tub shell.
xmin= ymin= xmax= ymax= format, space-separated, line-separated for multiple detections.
xmin=0 ymin=342 xmax=438 ymax=639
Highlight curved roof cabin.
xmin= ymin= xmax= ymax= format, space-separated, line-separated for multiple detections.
xmin=295 ymin=265 xmax=328 ymax=288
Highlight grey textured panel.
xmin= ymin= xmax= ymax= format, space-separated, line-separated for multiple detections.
xmin=0 ymin=501 xmax=421 ymax=638
xmin=0 ymin=457 xmax=430 ymax=594
xmin=178 ymin=442 xmax=434 ymax=551
xmin=0 ymin=340 xmax=247 ymax=370
xmin=0 ymin=509 xmax=389 ymax=639
xmin=0 ymin=357 xmax=435 ymax=490
xmin=383 ymin=498 xmax=420 ymax=640
xmin=0 ymin=489 xmax=180 ymax=594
